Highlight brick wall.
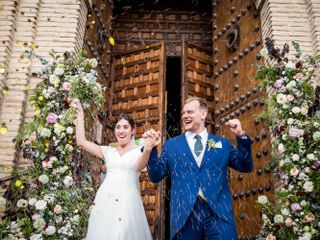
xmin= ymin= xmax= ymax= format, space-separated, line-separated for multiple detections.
xmin=256 ymin=0 xmax=320 ymax=85
xmin=0 ymin=0 xmax=87 ymax=184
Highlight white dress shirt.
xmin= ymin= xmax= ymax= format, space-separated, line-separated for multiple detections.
xmin=185 ymin=129 xmax=208 ymax=200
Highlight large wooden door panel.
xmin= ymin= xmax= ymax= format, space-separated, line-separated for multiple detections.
xmin=213 ymin=1 xmax=272 ymax=238
xmin=181 ymin=41 xmax=215 ymax=131
xmin=112 ymin=42 xmax=166 ymax=239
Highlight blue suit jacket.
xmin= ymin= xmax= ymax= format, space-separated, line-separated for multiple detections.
xmin=147 ymin=133 xmax=253 ymax=239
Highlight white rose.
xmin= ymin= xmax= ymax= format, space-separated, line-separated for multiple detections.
xmin=72 ymin=214 xmax=80 ymax=224
xmin=281 ymin=208 xmax=290 ymax=216
xmin=257 ymin=195 xmax=268 ymax=205
xmin=54 ymin=67 xmax=64 ymax=76
xmin=47 ymin=86 xmax=56 ymax=94
xmin=63 ymin=176 xmax=74 ymax=187
xmin=17 ymin=199 xmax=28 ymax=208
xmin=45 ymin=226 xmax=56 ymax=235
xmin=66 ymin=127 xmax=74 ymax=135
xmin=274 ymin=214 xmax=284 ymax=224
xmin=276 ymin=94 xmax=287 ymax=105
xmin=298 ymin=172 xmax=307 ymax=180
xmin=49 ymin=74 xmax=60 ymax=87
xmin=292 ymin=154 xmax=300 ymax=161
xmin=300 ymin=200 xmax=307 ymax=207
xmin=283 ymin=104 xmax=289 ymax=109
xmin=292 ymin=106 xmax=301 ymax=114
xmin=39 ymin=128 xmax=51 ymax=138
xmin=278 ymin=143 xmax=285 ymax=153
xmin=28 ymin=198 xmax=37 ymax=206
xmin=286 ymin=62 xmax=295 ymax=68
xmin=299 ymin=232 xmax=312 ymax=240
xmin=306 ymin=154 xmax=315 ymax=160
xmin=44 ymin=194 xmax=55 ymax=203
xmin=50 ymin=156 xmax=58 ymax=162
xmin=287 ymin=118 xmax=294 ymax=125
xmin=33 ymin=218 xmax=46 ymax=230
xmin=54 ymin=123 xmax=65 ymax=136
xmin=286 ymin=80 xmax=297 ymax=89
xmin=313 ymin=131 xmax=320 ymax=140
xmin=303 ymin=181 xmax=314 ymax=192
xmin=39 ymin=174 xmax=49 ymax=184
xmin=35 ymin=200 xmax=47 ymax=210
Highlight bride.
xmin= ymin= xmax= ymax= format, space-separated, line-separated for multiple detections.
xmin=75 ymin=100 xmax=160 ymax=240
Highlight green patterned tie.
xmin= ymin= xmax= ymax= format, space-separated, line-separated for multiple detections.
xmin=194 ymin=135 xmax=203 ymax=157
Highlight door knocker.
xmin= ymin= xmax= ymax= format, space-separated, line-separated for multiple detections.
xmin=226 ymin=24 xmax=240 ymax=52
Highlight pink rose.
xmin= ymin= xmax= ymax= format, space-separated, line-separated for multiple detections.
xmin=291 ymin=203 xmax=301 ymax=212
xmin=42 ymin=159 xmax=53 ymax=169
xmin=295 ymin=72 xmax=304 ymax=79
xmin=70 ymin=98 xmax=80 ymax=108
xmin=289 ymin=127 xmax=303 ymax=138
xmin=285 ymin=217 xmax=293 ymax=226
xmin=305 ymin=213 xmax=315 ymax=222
xmin=290 ymin=167 xmax=299 ymax=177
xmin=32 ymin=214 xmax=40 ymax=221
xmin=62 ymin=82 xmax=72 ymax=91
xmin=304 ymin=167 xmax=310 ymax=173
xmin=54 ymin=204 xmax=62 ymax=214
xmin=273 ymin=79 xmax=284 ymax=89
xmin=287 ymin=95 xmax=295 ymax=102
xmin=46 ymin=113 xmax=58 ymax=124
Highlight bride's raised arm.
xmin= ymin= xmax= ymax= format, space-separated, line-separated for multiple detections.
xmin=134 ymin=129 xmax=161 ymax=171
xmin=75 ymin=99 xmax=104 ymax=159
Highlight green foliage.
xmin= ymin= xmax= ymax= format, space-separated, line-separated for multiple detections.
xmin=0 ymin=49 xmax=104 ymax=239
xmin=255 ymin=41 xmax=320 ymax=240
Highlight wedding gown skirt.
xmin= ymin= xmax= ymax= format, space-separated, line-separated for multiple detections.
xmin=86 ymin=146 xmax=152 ymax=240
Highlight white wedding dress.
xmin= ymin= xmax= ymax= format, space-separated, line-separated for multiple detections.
xmin=86 ymin=146 xmax=152 ymax=240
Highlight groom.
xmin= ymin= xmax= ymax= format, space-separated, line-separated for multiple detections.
xmin=145 ymin=97 xmax=253 ymax=240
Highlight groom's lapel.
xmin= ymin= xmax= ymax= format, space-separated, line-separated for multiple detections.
xmin=178 ymin=134 xmax=199 ymax=168
xmin=199 ymin=134 xmax=218 ymax=169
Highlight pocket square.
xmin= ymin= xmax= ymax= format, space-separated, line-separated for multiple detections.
xmin=215 ymin=141 xmax=222 ymax=148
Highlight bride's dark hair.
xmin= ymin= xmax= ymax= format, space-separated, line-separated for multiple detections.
xmin=113 ymin=113 xmax=135 ymax=129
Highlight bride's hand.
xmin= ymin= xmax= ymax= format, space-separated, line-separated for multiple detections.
xmin=71 ymin=98 xmax=83 ymax=111
xmin=143 ymin=129 xmax=161 ymax=150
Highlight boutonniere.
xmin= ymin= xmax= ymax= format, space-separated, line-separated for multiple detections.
xmin=207 ymin=139 xmax=222 ymax=151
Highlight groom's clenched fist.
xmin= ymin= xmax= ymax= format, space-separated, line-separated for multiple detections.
xmin=225 ymin=119 xmax=245 ymax=136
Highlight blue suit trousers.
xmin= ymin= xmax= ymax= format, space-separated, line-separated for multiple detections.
xmin=173 ymin=197 xmax=238 ymax=240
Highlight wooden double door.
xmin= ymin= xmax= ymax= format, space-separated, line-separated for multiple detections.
xmin=110 ymin=1 xmax=272 ymax=239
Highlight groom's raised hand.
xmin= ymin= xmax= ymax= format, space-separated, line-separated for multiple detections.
xmin=225 ymin=119 xmax=245 ymax=136
xmin=142 ymin=129 xmax=161 ymax=150
xmin=143 ymin=129 xmax=160 ymax=140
